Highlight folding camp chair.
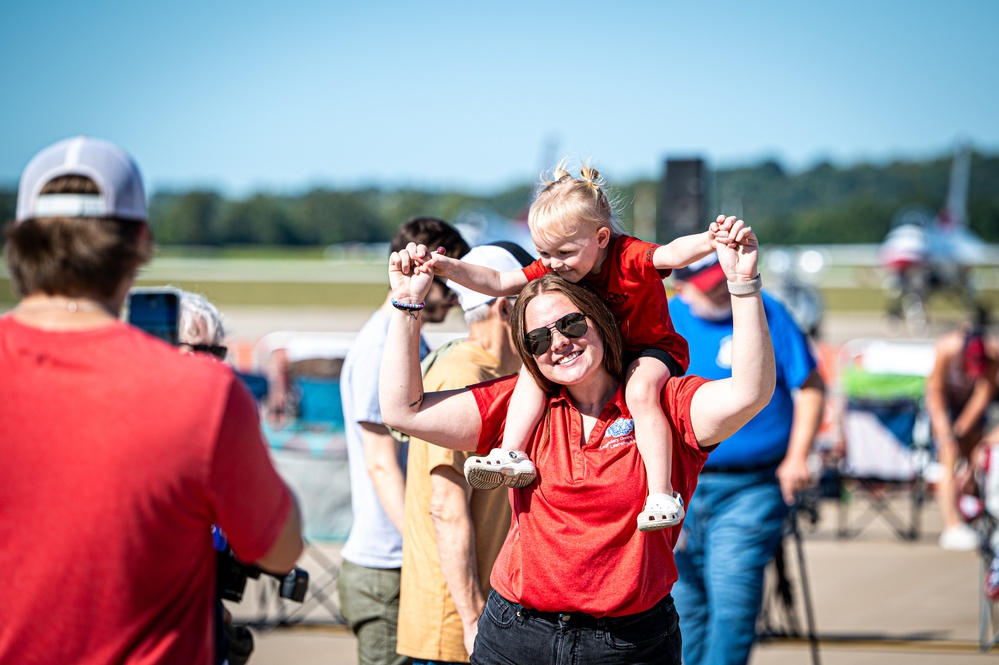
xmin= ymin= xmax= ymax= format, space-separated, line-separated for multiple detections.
xmin=230 ymin=332 xmax=358 ymax=628
xmin=835 ymin=339 xmax=936 ymax=541
xmin=234 ymin=428 xmax=352 ymax=628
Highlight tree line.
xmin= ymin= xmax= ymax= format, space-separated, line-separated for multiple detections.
xmin=2 ymin=151 xmax=996 ymax=247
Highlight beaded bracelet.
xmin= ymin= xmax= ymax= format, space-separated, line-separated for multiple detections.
xmin=391 ymin=299 xmax=425 ymax=311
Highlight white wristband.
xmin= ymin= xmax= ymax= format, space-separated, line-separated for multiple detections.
xmin=727 ymin=274 xmax=762 ymax=295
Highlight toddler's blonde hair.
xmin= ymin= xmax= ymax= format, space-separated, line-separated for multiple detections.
xmin=527 ymin=158 xmax=625 ymax=244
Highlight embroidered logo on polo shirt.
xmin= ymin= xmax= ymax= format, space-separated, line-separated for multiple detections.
xmin=601 ymin=418 xmax=636 ymax=450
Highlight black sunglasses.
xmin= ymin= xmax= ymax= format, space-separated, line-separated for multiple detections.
xmin=524 ymin=312 xmax=588 ymax=356
xmin=183 ymin=343 xmax=228 ymax=360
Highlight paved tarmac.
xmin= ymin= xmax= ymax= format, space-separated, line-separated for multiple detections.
xmin=228 ymin=494 xmax=998 ymax=665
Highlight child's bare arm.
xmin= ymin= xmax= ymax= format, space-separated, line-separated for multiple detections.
xmin=652 ymin=229 xmax=715 ymax=270
xmin=653 ymin=215 xmax=741 ymax=269
xmin=423 ymin=251 xmax=528 ymax=297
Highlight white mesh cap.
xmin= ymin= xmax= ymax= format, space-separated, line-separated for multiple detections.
xmin=16 ymin=136 xmax=147 ymax=223
xmin=447 ymin=242 xmax=534 ymax=312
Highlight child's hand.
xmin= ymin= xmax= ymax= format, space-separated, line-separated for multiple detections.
xmin=411 ymin=244 xmax=458 ymax=279
xmin=401 ymin=243 xmax=445 ymax=276
xmin=708 ymin=219 xmax=722 ymax=247
xmin=714 ymin=217 xmax=758 ymax=281
xmin=405 ymin=243 xmax=436 ymax=269
xmin=709 ymin=214 xmax=728 ymax=245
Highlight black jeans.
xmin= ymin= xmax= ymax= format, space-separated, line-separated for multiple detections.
xmin=471 ymin=590 xmax=681 ymax=665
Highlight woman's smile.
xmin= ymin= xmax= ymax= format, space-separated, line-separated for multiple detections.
xmin=555 ymin=350 xmax=582 ymax=365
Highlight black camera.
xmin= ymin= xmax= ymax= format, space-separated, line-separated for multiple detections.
xmin=217 ymin=548 xmax=309 ymax=603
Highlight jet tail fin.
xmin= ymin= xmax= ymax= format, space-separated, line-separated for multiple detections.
xmin=939 ymin=145 xmax=971 ymax=230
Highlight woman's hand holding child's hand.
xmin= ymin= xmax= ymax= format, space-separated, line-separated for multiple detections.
xmin=406 ymin=243 xmax=458 ymax=280
xmin=388 ymin=242 xmax=438 ymax=304
xmin=711 ymin=215 xmax=759 ymax=283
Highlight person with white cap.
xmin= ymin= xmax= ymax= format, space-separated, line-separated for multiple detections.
xmin=396 ymin=242 xmax=533 ymax=665
xmin=0 ymin=136 xmax=303 ymax=664
xmin=667 ymin=252 xmax=825 ymax=665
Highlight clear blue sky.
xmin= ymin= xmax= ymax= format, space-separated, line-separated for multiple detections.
xmin=2 ymin=1 xmax=997 ymax=196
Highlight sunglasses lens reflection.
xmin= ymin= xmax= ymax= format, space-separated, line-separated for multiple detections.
xmin=524 ymin=331 xmax=548 ymax=355
xmin=560 ymin=313 xmax=587 ymax=337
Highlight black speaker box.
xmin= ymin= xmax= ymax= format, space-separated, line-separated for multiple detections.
xmin=657 ymin=158 xmax=707 ymax=243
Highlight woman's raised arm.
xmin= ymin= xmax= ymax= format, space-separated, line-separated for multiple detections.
xmin=378 ymin=243 xmax=483 ymax=451
xmin=689 ymin=218 xmax=776 ymax=446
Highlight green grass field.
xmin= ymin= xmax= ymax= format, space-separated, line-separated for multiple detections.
xmin=136 ymin=279 xmax=390 ymax=307
xmin=3 ymin=276 xmax=995 ymax=314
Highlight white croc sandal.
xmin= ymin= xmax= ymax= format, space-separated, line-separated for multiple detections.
xmin=638 ymin=492 xmax=685 ymax=532
xmin=464 ymin=449 xmax=537 ymax=490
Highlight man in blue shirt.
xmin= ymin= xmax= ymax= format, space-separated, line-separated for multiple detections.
xmin=669 ymin=254 xmax=825 ymax=665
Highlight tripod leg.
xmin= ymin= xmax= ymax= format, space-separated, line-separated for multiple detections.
xmin=791 ymin=509 xmax=821 ymax=665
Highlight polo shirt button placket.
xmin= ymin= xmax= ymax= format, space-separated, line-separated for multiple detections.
xmin=570 ymin=417 xmax=586 ymax=481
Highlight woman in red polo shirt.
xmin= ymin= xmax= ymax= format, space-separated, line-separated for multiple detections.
xmin=379 ymin=221 xmax=774 ymax=665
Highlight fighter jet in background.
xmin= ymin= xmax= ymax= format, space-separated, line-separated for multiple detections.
xmin=879 ymin=145 xmax=987 ymax=331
